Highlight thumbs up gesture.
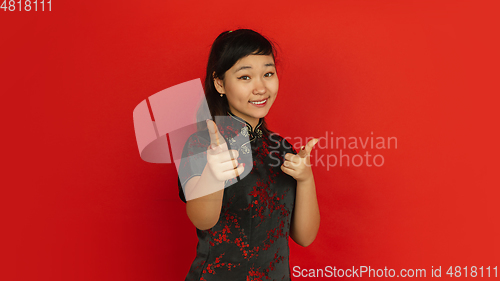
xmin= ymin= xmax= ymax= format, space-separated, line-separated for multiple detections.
xmin=206 ymin=119 xmax=244 ymax=182
xmin=281 ymin=138 xmax=319 ymax=183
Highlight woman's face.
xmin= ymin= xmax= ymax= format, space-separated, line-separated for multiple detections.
xmin=214 ymin=54 xmax=278 ymax=129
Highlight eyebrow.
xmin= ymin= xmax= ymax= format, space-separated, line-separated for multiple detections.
xmin=234 ymin=63 xmax=276 ymax=73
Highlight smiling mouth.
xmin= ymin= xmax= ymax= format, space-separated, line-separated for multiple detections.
xmin=249 ymin=98 xmax=268 ymax=105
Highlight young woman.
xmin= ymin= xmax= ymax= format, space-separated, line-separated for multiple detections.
xmin=178 ymin=29 xmax=320 ymax=281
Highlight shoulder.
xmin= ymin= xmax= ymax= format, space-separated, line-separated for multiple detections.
xmin=265 ymin=132 xmax=297 ymax=154
xmin=188 ymin=129 xmax=210 ymax=144
xmin=181 ymin=129 xmax=210 ymax=155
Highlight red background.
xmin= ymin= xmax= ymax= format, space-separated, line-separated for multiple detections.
xmin=2 ymin=0 xmax=499 ymax=280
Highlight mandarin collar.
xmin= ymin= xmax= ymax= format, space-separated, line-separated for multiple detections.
xmin=226 ymin=111 xmax=263 ymax=139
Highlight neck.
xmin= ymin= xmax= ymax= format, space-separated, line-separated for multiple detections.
xmin=227 ymin=111 xmax=260 ymax=131
xmin=247 ymin=118 xmax=259 ymax=130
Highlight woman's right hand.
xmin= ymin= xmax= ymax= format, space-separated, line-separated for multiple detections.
xmin=206 ymin=119 xmax=244 ymax=182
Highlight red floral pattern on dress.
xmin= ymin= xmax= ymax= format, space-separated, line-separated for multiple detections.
xmin=178 ymin=113 xmax=297 ymax=281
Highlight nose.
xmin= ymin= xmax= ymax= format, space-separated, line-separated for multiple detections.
xmin=252 ymin=78 xmax=266 ymax=95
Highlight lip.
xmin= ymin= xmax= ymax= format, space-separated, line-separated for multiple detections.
xmin=249 ymin=98 xmax=268 ymax=103
xmin=249 ymin=98 xmax=268 ymax=107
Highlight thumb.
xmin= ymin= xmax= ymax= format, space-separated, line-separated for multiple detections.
xmin=206 ymin=119 xmax=225 ymax=148
xmin=298 ymin=138 xmax=318 ymax=158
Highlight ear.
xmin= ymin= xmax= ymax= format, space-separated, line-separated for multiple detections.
xmin=213 ymin=72 xmax=225 ymax=94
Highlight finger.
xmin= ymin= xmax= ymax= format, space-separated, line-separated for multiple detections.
xmin=281 ymin=164 xmax=296 ymax=177
xmin=206 ymin=119 xmax=226 ymax=148
xmin=207 ymin=141 xmax=228 ymax=155
xmin=299 ymin=138 xmax=319 ymax=158
xmin=285 ymin=153 xmax=302 ymax=165
xmin=297 ymin=145 xmax=307 ymax=158
xmin=284 ymin=153 xmax=300 ymax=163
xmin=221 ymin=163 xmax=244 ymax=180
xmin=283 ymin=159 xmax=298 ymax=170
xmin=305 ymin=138 xmax=319 ymax=153
xmin=216 ymin=150 xmax=239 ymax=163
xmin=219 ymin=159 xmax=240 ymax=173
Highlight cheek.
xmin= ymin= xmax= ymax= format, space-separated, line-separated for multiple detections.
xmin=225 ymin=86 xmax=248 ymax=103
xmin=270 ymin=82 xmax=279 ymax=97
xmin=270 ymin=77 xmax=279 ymax=91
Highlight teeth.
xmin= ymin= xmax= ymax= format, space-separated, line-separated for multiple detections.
xmin=250 ymin=99 xmax=266 ymax=105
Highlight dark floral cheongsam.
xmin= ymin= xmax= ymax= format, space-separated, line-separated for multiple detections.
xmin=178 ymin=111 xmax=298 ymax=281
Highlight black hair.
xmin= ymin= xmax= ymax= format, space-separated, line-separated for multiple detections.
xmin=202 ymin=29 xmax=278 ymax=135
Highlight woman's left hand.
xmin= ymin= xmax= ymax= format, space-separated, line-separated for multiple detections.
xmin=281 ymin=138 xmax=319 ymax=183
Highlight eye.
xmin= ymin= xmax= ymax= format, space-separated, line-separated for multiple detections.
xmin=238 ymin=75 xmax=250 ymax=80
xmin=264 ymin=72 xmax=275 ymax=77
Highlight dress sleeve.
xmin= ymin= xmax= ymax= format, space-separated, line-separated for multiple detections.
xmin=282 ymin=137 xmax=298 ymax=155
xmin=177 ymin=132 xmax=210 ymax=203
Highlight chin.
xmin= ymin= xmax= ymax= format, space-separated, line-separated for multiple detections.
xmin=254 ymin=107 xmax=271 ymax=117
